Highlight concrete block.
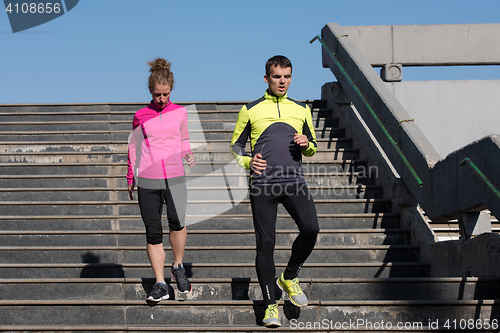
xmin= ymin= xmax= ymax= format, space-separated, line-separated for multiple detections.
xmin=380 ymin=64 xmax=402 ymax=82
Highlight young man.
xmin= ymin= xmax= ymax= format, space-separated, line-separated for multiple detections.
xmin=230 ymin=55 xmax=319 ymax=327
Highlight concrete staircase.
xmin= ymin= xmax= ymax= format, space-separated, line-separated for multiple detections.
xmin=0 ymin=101 xmax=499 ymax=332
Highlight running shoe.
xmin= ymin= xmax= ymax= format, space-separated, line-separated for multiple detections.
xmin=147 ymin=282 xmax=169 ymax=302
xmin=262 ymin=302 xmax=281 ymax=327
xmin=276 ymin=272 xmax=307 ymax=307
xmin=171 ymin=264 xmax=191 ymax=293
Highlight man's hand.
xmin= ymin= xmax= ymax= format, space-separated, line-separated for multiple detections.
xmin=250 ymin=153 xmax=267 ymax=175
xmin=186 ymin=153 xmax=196 ymax=168
xmin=294 ymin=133 xmax=309 ymax=148
xmin=128 ymin=184 xmax=135 ymax=200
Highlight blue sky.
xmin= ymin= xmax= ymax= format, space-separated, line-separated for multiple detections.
xmin=1 ymin=0 xmax=500 ymax=104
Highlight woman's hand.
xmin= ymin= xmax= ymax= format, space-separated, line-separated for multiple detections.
xmin=186 ymin=153 xmax=196 ymax=168
xmin=128 ymin=184 xmax=135 ymax=200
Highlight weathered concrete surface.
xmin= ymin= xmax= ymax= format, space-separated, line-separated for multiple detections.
xmin=387 ymin=80 xmax=500 ymax=158
xmin=342 ymin=24 xmax=500 ymax=66
xmin=422 ymin=233 xmax=500 ymax=277
xmin=323 ymin=83 xmax=500 ymax=278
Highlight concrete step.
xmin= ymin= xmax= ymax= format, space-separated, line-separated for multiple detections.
xmin=0 ymin=128 xmax=346 ymax=142
xmin=0 ymin=116 xmax=340 ymax=132
xmin=0 ymin=121 xmax=116 ymax=131
xmin=0 ymin=100 xmax=325 ymax=115
xmin=0 ymin=141 xmax=126 ymax=152
xmin=0 ymin=147 xmax=358 ymax=163
xmin=0 ymin=112 xmax=116 ymax=122
xmin=0 ymin=131 xmax=127 ymax=142
xmin=0 ymin=171 xmax=376 ymax=188
xmin=0 ymin=104 xmax=115 ymax=114
xmin=0 ymin=245 xmax=420 ymax=264
xmin=0 ymin=299 xmax=497 ymax=328
xmin=0 ymin=214 xmax=401 ymax=231
xmin=0 ymin=262 xmax=428 ymax=279
xmin=0 ymin=185 xmax=383 ymax=201
xmin=0 ymin=130 xmax=224 ymax=142
xmin=0 ymin=229 xmax=409 ymax=247
xmin=0 ymin=120 xmax=243 ymax=132
xmin=0 ymin=198 xmax=392 ymax=216
xmin=1 ymin=277 xmax=497 ymax=302
xmin=0 ymin=109 xmax=251 ymax=122
xmin=2 ymin=326 xmax=498 ymax=333
xmin=0 ymin=159 xmax=371 ymax=175
xmin=0 ymin=100 xmax=325 ymax=112
xmin=0 ymin=137 xmax=353 ymax=152
xmin=0 ymin=110 xmax=330 ymax=122
xmin=0 ymin=102 xmax=239 ymax=114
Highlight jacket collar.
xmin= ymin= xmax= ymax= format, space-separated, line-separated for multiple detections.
xmin=148 ymin=100 xmax=172 ymax=113
xmin=264 ymin=90 xmax=287 ymax=103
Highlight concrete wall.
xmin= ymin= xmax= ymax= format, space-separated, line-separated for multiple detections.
xmin=342 ymin=24 xmax=500 ymax=66
xmin=386 ymin=80 xmax=500 ymax=158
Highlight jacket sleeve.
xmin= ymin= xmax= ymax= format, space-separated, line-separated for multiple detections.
xmin=301 ymin=105 xmax=317 ymax=157
xmin=180 ymin=107 xmax=192 ymax=159
xmin=230 ymin=105 xmax=252 ymax=169
xmin=127 ymin=115 xmax=141 ymax=186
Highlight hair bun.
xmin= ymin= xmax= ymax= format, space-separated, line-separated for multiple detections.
xmin=147 ymin=57 xmax=175 ymax=90
xmin=148 ymin=58 xmax=171 ymax=73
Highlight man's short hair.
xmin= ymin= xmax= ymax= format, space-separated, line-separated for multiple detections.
xmin=265 ymin=55 xmax=292 ymax=77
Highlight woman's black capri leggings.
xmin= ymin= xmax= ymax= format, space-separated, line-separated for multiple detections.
xmin=137 ymin=176 xmax=187 ymax=245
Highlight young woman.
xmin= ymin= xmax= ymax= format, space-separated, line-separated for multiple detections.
xmin=127 ymin=58 xmax=195 ymax=301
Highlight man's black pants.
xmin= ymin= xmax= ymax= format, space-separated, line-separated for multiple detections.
xmin=249 ymin=183 xmax=319 ymax=306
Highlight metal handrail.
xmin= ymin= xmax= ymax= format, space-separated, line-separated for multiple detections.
xmin=310 ymin=34 xmax=423 ymax=187
xmin=460 ymin=158 xmax=500 ymax=200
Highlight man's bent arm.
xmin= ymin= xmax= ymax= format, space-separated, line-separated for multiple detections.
xmin=301 ymin=105 xmax=317 ymax=157
xmin=230 ymin=106 xmax=252 ymax=169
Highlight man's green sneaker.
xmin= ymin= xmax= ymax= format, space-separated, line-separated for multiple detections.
xmin=276 ymin=272 xmax=308 ymax=307
xmin=262 ymin=302 xmax=281 ymax=327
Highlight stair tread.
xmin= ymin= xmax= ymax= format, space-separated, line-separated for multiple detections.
xmin=0 ymin=261 xmax=428 ymax=268
xmin=0 ymin=324 xmax=494 ymax=332
xmin=0 ymin=212 xmax=400 ymax=219
xmin=0 ymin=172 xmax=367 ymax=179
xmin=0 ymin=137 xmax=349 ymax=142
xmin=0 ymin=185 xmax=381 ymax=191
xmin=1 ymin=198 xmax=390 ymax=203
xmin=0 ymin=244 xmax=418 ymax=250
xmin=3 ymin=276 xmax=492 ymax=284
xmin=0 ymin=299 xmax=495 ymax=305
xmin=0 ymin=147 xmax=357 ymax=153
xmin=0 ymin=228 xmax=405 ymax=235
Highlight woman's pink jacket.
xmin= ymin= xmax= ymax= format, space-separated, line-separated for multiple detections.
xmin=127 ymin=101 xmax=192 ymax=186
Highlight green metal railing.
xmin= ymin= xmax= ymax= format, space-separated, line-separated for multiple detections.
xmin=460 ymin=158 xmax=500 ymax=200
xmin=310 ymin=34 xmax=423 ymax=187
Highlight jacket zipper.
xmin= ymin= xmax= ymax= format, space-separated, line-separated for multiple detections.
xmin=277 ymin=98 xmax=281 ymax=118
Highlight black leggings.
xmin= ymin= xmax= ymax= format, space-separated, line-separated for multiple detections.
xmin=137 ymin=177 xmax=187 ymax=245
xmin=249 ymin=183 xmax=319 ymax=306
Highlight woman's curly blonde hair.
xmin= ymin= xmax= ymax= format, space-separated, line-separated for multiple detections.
xmin=148 ymin=57 xmax=174 ymax=90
